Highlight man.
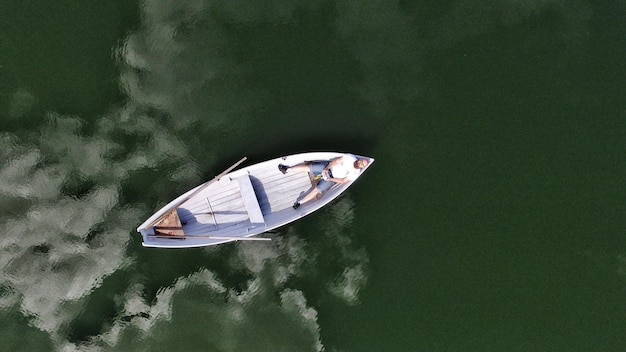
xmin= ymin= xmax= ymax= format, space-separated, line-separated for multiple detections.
xmin=278 ymin=154 xmax=369 ymax=209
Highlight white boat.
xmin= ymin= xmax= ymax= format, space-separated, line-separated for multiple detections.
xmin=137 ymin=152 xmax=374 ymax=248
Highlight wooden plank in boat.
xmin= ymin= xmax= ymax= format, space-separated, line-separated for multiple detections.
xmin=154 ymin=209 xmax=185 ymax=237
xmin=236 ymin=174 xmax=265 ymax=225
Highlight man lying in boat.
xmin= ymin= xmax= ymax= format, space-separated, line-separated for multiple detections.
xmin=278 ymin=154 xmax=370 ymax=209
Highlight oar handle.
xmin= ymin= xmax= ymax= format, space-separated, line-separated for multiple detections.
xmin=179 ymin=157 xmax=247 ymax=205
xmin=147 ymin=234 xmax=271 ymax=241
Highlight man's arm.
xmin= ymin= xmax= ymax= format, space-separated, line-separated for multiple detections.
xmin=324 ymin=156 xmax=343 ymax=171
xmin=328 ymin=176 xmax=350 ymax=184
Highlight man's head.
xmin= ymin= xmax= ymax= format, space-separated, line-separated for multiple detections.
xmin=354 ymin=158 xmax=369 ymax=169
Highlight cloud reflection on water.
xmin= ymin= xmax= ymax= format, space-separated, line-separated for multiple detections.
xmin=0 ymin=1 xmax=372 ymax=350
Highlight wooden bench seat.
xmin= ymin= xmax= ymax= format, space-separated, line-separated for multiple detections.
xmin=235 ymin=174 xmax=265 ymax=226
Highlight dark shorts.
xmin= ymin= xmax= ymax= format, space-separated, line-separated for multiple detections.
xmin=309 ymin=162 xmax=334 ymax=193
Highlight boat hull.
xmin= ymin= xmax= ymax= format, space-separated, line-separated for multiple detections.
xmin=137 ymin=152 xmax=374 ymax=248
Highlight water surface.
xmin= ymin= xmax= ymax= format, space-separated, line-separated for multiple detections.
xmin=0 ymin=1 xmax=625 ymax=351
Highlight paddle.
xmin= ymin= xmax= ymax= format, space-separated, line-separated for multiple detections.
xmin=140 ymin=157 xmax=248 ymax=230
xmin=147 ymin=234 xmax=271 ymax=241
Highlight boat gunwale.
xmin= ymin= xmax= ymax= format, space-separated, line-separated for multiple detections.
xmin=138 ymin=152 xmax=374 ymax=248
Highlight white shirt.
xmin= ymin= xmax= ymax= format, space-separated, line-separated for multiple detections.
xmin=330 ymin=154 xmax=360 ymax=181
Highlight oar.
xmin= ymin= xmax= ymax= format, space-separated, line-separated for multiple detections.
xmin=141 ymin=157 xmax=248 ymax=230
xmin=147 ymin=234 xmax=271 ymax=241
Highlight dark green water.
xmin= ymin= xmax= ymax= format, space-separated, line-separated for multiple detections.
xmin=1 ymin=1 xmax=625 ymax=351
